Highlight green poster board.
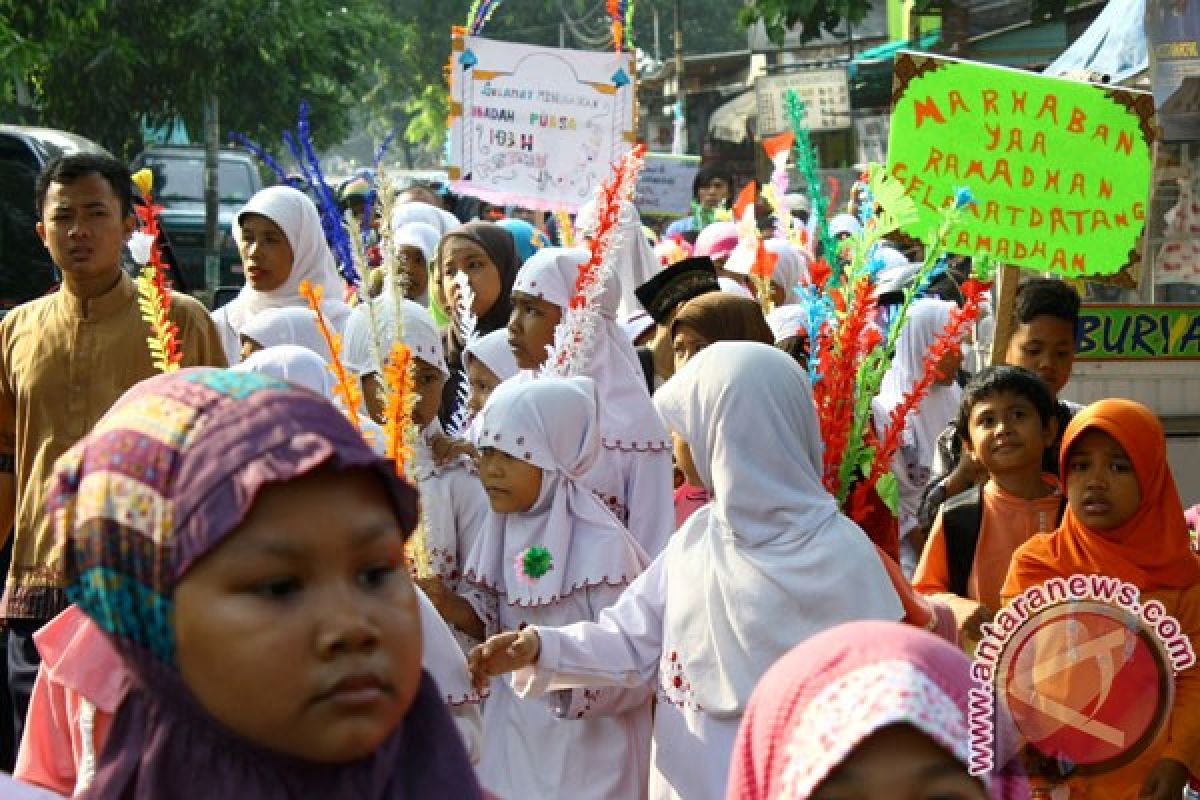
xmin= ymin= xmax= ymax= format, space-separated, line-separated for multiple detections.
xmin=887 ymin=52 xmax=1157 ymax=279
xmin=1076 ymin=305 xmax=1200 ymax=360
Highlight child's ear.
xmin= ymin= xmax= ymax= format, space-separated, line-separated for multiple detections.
xmin=959 ymin=431 xmax=978 ymax=460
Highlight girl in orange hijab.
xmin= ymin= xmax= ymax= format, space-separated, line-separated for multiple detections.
xmin=1001 ymin=398 xmax=1200 ymax=800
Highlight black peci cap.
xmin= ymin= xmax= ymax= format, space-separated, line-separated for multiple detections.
xmin=635 ymin=256 xmax=720 ymax=325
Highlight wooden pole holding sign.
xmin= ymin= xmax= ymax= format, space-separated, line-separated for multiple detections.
xmin=989 ymin=263 xmax=1021 ymax=366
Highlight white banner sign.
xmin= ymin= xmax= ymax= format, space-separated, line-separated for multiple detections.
xmin=448 ymin=34 xmax=636 ymax=212
xmin=755 ymin=68 xmax=851 ymax=136
xmin=636 ymin=153 xmax=700 ymax=216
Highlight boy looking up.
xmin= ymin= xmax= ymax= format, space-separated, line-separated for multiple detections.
xmin=913 ymin=366 xmax=1062 ymax=647
xmin=918 ymin=278 xmax=1082 ymax=531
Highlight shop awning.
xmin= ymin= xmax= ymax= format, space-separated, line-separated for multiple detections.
xmin=851 ymin=32 xmax=941 ymax=67
xmin=708 ymin=91 xmax=757 ymax=144
xmin=1043 ymin=0 xmax=1146 ymax=84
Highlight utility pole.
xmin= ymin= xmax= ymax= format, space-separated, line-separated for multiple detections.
xmin=203 ymin=93 xmax=220 ymax=305
xmin=673 ymin=0 xmax=686 ymax=154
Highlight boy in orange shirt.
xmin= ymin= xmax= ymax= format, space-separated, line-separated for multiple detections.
xmin=913 ymin=365 xmax=1063 ymax=649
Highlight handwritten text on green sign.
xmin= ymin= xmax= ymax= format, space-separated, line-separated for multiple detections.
xmin=887 ymin=55 xmax=1153 ymax=277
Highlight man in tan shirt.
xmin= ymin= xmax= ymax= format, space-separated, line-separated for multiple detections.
xmin=0 ymin=153 xmax=226 ymax=741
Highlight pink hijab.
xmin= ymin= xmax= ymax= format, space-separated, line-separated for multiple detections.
xmin=727 ymin=620 xmax=1029 ymax=800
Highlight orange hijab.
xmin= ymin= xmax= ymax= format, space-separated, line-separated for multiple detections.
xmin=1004 ymin=398 xmax=1200 ymax=596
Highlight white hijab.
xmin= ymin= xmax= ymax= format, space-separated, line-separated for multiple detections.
xmin=765 ymin=239 xmax=808 ymax=304
xmin=873 ymin=297 xmax=961 ymax=467
xmin=462 ymin=328 xmax=520 ymax=383
xmin=342 ymin=293 xmax=448 ymax=377
xmin=513 ymin=247 xmax=669 ymax=452
xmin=239 ymin=307 xmax=332 ymax=361
xmin=223 ymin=186 xmax=351 ymax=347
xmin=654 ymin=342 xmax=902 ymax=718
xmin=392 ymin=200 xmax=460 ymax=236
xmin=766 ymin=303 xmax=808 ymax=344
xmin=462 ymin=377 xmax=647 ymax=607
xmin=233 ymin=345 xmax=335 ymax=398
xmin=576 ymin=200 xmax=661 ymax=318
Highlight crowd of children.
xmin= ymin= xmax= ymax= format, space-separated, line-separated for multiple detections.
xmin=0 ymin=150 xmax=1196 ymax=800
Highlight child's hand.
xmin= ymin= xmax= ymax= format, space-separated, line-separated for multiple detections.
xmin=467 ymin=628 xmax=541 ymax=692
xmin=1138 ymin=758 xmax=1188 ymax=799
xmin=429 ymin=432 xmax=478 ymax=466
xmin=962 ymin=603 xmax=995 ymax=643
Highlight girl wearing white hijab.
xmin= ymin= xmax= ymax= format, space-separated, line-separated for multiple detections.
xmin=213 ymin=186 xmax=351 ymax=365
xmin=461 ymin=328 xmax=521 ymax=430
xmin=509 ymin=247 xmax=676 ymax=559
xmin=461 ymin=377 xmax=652 ymax=800
xmin=872 ymin=297 xmax=964 ymax=575
xmin=342 ymin=295 xmax=493 ymax=653
xmin=232 ymin=343 xmax=388 ymax=456
xmin=237 ymin=307 xmax=332 ymax=362
xmin=723 ymin=238 xmax=809 ymax=306
xmin=233 ymin=344 xmax=336 ymax=396
xmin=390 ymin=219 xmax=441 ymax=305
xmin=468 ymin=342 xmax=903 ymax=800
xmin=392 ymin=200 xmax=461 ymax=236
xmin=574 ymin=200 xmax=662 ymax=319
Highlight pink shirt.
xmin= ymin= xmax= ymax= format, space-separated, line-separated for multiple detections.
xmin=14 ymin=606 xmax=129 ymax=796
xmin=673 ymin=482 xmax=710 ymax=529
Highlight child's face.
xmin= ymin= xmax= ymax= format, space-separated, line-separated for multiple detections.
xmin=810 ymin=723 xmax=987 ymax=800
xmin=964 ymin=390 xmax=1057 ymax=477
xmin=1065 ymin=429 xmax=1142 ymax=534
xmin=173 ymin=467 xmax=421 ymax=763
xmin=1006 ymin=315 xmax=1076 ymax=396
xmin=507 ymin=290 xmax=562 ymax=371
xmin=478 ymin=447 xmax=542 ymax=513
xmin=696 ymin=178 xmax=731 ymax=209
xmin=672 ymin=432 xmax=705 ymax=489
xmin=672 ymin=324 xmax=710 ymax=372
xmin=411 ymin=358 xmax=447 ymax=429
xmin=239 ymin=335 xmax=264 ymax=362
xmin=440 ymin=238 xmax=501 ymax=318
xmin=396 ymin=245 xmax=428 ymax=300
xmin=362 ymin=372 xmax=387 ymax=425
xmin=465 ymin=357 xmax=502 ymax=415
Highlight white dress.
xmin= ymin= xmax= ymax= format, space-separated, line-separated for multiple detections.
xmin=586 ymin=445 xmax=675 ymax=560
xmin=469 ymin=581 xmax=655 ymax=800
xmin=513 ymin=555 xmax=737 ymax=800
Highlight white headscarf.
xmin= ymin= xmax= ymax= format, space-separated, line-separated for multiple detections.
xmin=765 ymin=239 xmax=808 ymax=304
xmin=392 ymin=200 xmax=460 ymax=236
xmin=873 ymin=297 xmax=961 ymax=468
xmin=342 ymin=294 xmax=448 ymax=377
xmin=513 ymin=247 xmax=669 ymax=452
xmin=238 ymin=307 xmax=332 ymax=361
xmin=462 ymin=377 xmax=647 ymax=606
xmin=392 ymin=220 xmax=441 ymax=265
xmin=828 ymin=213 xmax=863 ymax=238
xmin=223 ymin=186 xmax=351 ymax=345
xmin=718 ymin=276 xmax=754 ymax=299
xmin=723 ymin=238 xmax=808 ymax=305
xmin=462 ymin=328 xmax=520 ymax=383
xmin=575 ymin=200 xmax=661 ymax=318
xmin=654 ymin=342 xmax=902 ymax=717
xmin=766 ymin=304 xmax=808 ymax=344
xmin=233 ymin=345 xmax=335 ymax=398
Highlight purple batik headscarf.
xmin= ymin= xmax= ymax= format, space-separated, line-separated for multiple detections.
xmin=51 ymin=368 xmax=482 ymax=800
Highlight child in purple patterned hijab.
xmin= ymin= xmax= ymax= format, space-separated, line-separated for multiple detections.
xmin=45 ymin=368 xmax=481 ymax=799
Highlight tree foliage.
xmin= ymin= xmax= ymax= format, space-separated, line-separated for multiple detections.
xmin=0 ymin=0 xmax=398 ymax=159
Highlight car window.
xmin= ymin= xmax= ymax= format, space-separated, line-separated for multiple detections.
xmin=145 ymin=156 xmax=257 ymax=204
xmin=0 ymin=155 xmax=58 ymax=309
